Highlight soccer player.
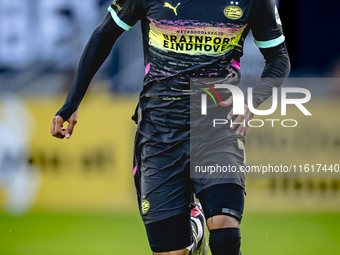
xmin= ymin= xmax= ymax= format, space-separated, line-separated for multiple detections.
xmin=50 ymin=0 xmax=290 ymax=254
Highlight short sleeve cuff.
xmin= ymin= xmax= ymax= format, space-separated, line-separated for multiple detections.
xmin=254 ymin=35 xmax=285 ymax=49
xmin=108 ymin=6 xmax=133 ymax=31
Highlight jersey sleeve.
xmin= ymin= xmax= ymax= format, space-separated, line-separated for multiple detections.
xmin=107 ymin=0 xmax=145 ymax=31
xmin=251 ymin=0 xmax=285 ymax=49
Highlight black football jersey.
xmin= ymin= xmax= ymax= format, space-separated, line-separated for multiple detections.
xmin=108 ymin=0 xmax=285 ymax=142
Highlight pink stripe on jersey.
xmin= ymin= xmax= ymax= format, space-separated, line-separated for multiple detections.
xmin=232 ymin=60 xmax=241 ymax=70
xmin=145 ymin=63 xmax=150 ymax=75
xmin=133 ymin=166 xmax=137 ymax=176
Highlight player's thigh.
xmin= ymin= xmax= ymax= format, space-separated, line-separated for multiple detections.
xmin=133 ymin=132 xmax=193 ymax=252
xmin=191 ymin=132 xmax=246 ymax=226
xmin=191 ymin=132 xmax=247 ymax=195
xmin=196 ymin=183 xmax=245 ymax=229
xmin=145 ymin=210 xmax=192 ymax=253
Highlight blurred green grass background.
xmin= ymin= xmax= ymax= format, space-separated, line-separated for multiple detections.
xmin=1 ymin=97 xmax=339 ymax=255
xmin=1 ymin=211 xmax=339 ymax=255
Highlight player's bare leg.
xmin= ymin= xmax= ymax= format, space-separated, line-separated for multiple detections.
xmin=154 ymin=249 xmax=189 ymax=255
xmin=207 ymin=215 xmax=241 ymax=255
xmin=195 ymin=185 xmax=244 ymax=255
xmin=154 ymin=203 xmax=207 ymax=255
xmin=207 ymin=215 xmax=240 ymax=230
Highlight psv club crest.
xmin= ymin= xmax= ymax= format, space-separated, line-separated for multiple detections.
xmin=224 ymin=1 xmax=243 ymax=20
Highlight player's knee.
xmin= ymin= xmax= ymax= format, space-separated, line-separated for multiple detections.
xmin=209 ymin=228 xmax=241 ymax=255
xmin=153 ymin=248 xmax=189 ymax=255
xmin=207 ymin=215 xmax=240 ymax=230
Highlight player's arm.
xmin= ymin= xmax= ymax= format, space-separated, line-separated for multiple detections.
xmin=222 ymin=0 xmax=290 ymax=136
xmin=246 ymin=0 xmax=291 ymax=109
xmin=51 ymin=0 xmax=146 ymax=139
xmin=222 ymin=43 xmax=290 ymax=136
xmin=50 ymin=14 xmax=124 ymax=139
xmin=250 ymin=42 xmax=290 ymax=109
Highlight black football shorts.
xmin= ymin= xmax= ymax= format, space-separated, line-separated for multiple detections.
xmin=133 ymin=127 xmax=246 ymax=225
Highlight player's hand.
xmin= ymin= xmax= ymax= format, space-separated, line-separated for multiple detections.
xmin=221 ymin=96 xmax=253 ymax=136
xmin=50 ymin=110 xmax=78 ymax=139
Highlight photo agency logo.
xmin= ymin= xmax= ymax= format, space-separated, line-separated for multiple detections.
xmin=200 ymin=84 xmax=312 ymax=128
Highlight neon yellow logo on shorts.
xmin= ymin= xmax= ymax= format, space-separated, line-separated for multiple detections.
xmin=224 ymin=6 xmax=243 ymax=20
xmin=141 ymin=199 xmax=150 ymax=214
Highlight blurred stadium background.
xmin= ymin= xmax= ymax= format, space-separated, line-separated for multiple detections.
xmin=0 ymin=0 xmax=340 ymax=254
